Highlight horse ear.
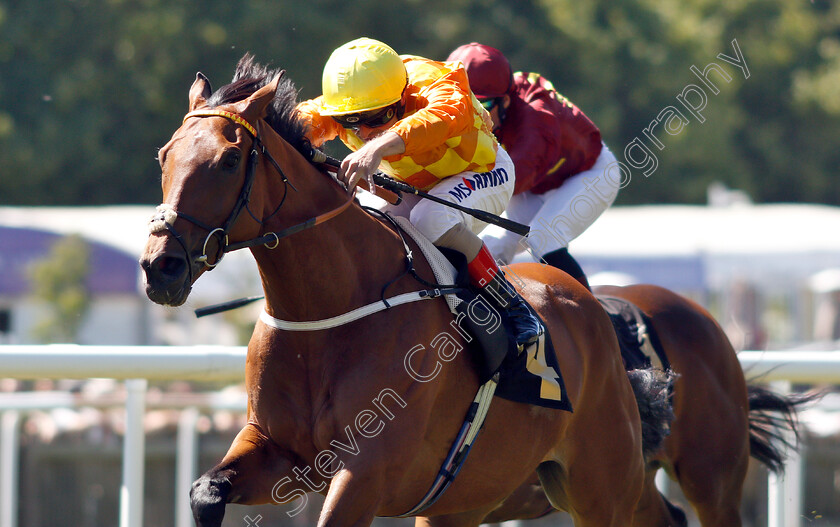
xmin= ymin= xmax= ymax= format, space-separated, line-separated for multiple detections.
xmin=189 ymin=72 xmax=212 ymax=111
xmin=237 ymin=71 xmax=286 ymax=120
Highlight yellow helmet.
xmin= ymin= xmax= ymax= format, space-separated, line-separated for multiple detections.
xmin=320 ymin=37 xmax=407 ymax=116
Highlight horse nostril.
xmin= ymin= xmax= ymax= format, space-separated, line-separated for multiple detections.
xmin=154 ymin=255 xmax=188 ymax=281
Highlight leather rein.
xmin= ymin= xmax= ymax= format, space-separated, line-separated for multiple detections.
xmin=149 ymin=109 xmax=354 ymax=274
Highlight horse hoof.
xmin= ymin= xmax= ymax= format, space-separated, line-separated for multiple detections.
xmin=190 ymin=475 xmax=231 ymax=527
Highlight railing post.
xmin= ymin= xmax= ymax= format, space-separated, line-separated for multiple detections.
xmin=120 ymin=379 xmax=147 ymax=527
xmin=176 ymin=407 xmax=199 ymax=527
xmin=785 ymin=445 xmax=803 ymax=527
xmin=767 ymin=380 xmax=801 ymax=527
xmin=0 ymin=411 xmax=20 ymax=527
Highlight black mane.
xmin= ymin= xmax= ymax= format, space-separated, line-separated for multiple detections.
xmin=205 ymin=53 xmax=310 ymax=155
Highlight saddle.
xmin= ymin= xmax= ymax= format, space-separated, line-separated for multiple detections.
xmin=391 ymin=216 xmax=572 ymax=412
xmin=391 ymin=216 xmax=670 ymax=407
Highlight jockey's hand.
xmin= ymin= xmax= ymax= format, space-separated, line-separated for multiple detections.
xmin=338 ymin=131 xmax=405 ymax=192
xmin=339 ymin=145 xmax=381 ymax=193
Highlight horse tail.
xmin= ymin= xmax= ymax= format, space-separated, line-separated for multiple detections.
xmin=626 ymin=368 xmax=677 ymax=459
xmin=747 ymin=384 xmax=821 ymax=473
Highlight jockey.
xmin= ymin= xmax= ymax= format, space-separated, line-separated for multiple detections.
xmin=297 ymin=37 xmax=542 ymax=348
xmin=446 ymin=43 xmax=620 ymax=290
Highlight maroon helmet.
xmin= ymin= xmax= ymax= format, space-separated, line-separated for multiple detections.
xmin=447 ymin=42 xmax=512 ymax=99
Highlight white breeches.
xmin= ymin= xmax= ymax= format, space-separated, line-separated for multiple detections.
xmin=381 ymin=147 xmax=515 ymax=246
xmin=481 ymin=144 xmax=619 ymax=263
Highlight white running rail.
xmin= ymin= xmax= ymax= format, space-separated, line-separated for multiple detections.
xmin=0 ymin=346 xmax=837 ymax=527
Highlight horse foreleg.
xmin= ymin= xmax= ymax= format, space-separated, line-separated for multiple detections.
xmin=417 ymin=507 xmax=498 ymax=527
xmin=479 ymin=473 xmax=556 ymax=523
xmin=552 ymin=379 xmax=646 ymax=526
xmin=191 ymin=423 xmax=297 ymax=527
xmin=315 ymin=466 xmax=385 ymax=527
xmin=631 ymin=469 xmax=687 ymax=527
xmin=666 ymin=371 xmax=749 ymax=526
xmin=672 ymin=451 xmax=746 ymax=527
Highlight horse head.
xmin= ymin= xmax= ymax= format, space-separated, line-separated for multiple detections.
xmin=140 ymin=55 xmax=331 ymax=306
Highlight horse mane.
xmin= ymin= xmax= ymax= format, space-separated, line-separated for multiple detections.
xmin=206 ymin=53 xmax=311 ymax=155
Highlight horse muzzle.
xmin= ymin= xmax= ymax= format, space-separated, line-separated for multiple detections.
xmin=140 ymin=250 xmax=193 ymax=306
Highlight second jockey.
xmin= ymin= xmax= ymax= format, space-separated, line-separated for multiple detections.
xmin=447 ymin=43 xmax=620 ymax=289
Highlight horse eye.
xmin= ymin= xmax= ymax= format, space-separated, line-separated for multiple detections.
xmin=222 ymin=150 xmax=241 ymax=170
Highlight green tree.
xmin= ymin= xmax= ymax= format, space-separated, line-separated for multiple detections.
xmin=28 ymin=234 xmax=91 ymax=343
xmin=1 ymin=0 xmax=839 ymax=206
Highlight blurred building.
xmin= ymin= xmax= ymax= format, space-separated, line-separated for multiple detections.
xmin=0 ymin=224 xmax=144 ymax=344
xmin=0 ymin=206 xmax=261 ymax=346
xmin=810 ymin=268 xmax=840 ymax=342
xmin=512 ymin=202 xmax=840 ymax=348
xmin=4 ymin=203 xmax=840 ymax=348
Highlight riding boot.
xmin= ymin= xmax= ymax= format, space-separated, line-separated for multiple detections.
xmin=468 ymin=243 xmax=543 ymax=348
xmin=542 ymin=248 xmax=591 ymax=291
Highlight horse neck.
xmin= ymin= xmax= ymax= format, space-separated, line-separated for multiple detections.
xmin=249 ymin=127 xmax=407 ymax=323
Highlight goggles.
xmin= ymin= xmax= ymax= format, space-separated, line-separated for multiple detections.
xmin=332 ymin=104 xmax=398 ymax=130
xmin=480 ymin=98 xmax=503 ymax=111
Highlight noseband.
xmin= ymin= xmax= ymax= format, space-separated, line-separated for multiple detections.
xmin=148 ymin=109 xmax=354 ymax=279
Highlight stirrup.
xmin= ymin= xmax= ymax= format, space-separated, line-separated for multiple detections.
xmin=486 ymin=275 xmax=543 ymax=350
xmin=517 ymin=333 xmax=543 ymax=355
xmin=514 ymin=318 xmax=543 ymax=353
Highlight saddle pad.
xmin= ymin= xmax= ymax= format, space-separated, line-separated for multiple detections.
xmin=391 ymin=215 xmax=571 ymax=411
xmin=597 ymin=295 xmax=670 ymax=371
xmin=393 ymin=216 xmax=461 ymax=314
xmin=494 ymin=326 xmax=573 ymax=411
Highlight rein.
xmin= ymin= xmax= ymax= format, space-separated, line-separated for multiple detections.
xmin=149 ymin=109 xmax=354 ymax=271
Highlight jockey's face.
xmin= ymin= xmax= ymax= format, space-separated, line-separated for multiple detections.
xmin=332 ymin=103 xmax=399 ymax=141
xmin=485 ymin=95 xmax=511 ymax=134
xmin=355 ymin=115 xmax=398 ymax=141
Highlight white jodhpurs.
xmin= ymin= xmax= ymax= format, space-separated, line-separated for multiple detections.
xmin=381 ymin=148 xmax=515 ymax=251
xmin=481 ymin=143 xmax=620 ymax=263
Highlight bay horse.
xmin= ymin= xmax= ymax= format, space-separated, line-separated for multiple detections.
xmin=468 ymin=284 xmax=818 ymax=527
xmin=140 ymin=55 xmax=655 ymax=527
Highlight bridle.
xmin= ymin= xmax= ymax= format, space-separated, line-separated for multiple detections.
xmin=149 ymin=108 xmax=354 ymax=280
